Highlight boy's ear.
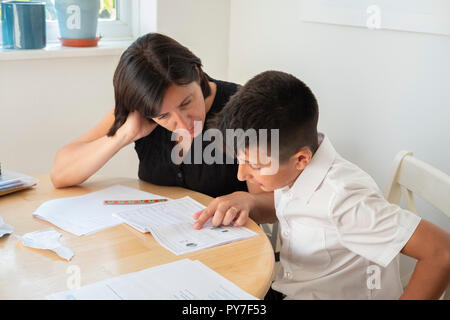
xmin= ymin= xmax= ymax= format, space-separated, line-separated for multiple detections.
xmin=292 ymin=147 xmax=313 ymax=171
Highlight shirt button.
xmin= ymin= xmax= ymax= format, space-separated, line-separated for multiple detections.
xmin=283 ymin=230 xmax=289 ymax=237
xmin=284 ymin=271 xmax=292 ymax=279
xmin=177 ymin=172 xmax=183 ymax=179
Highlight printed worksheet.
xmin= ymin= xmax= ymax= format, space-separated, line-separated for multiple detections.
xmin=48 ymin=259 xmax=258 ymax=300
xmin=114 ymin=196 xmax=258 ymax=255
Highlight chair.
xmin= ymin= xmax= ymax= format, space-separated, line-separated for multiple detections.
xmin=384 ymin=151 xmax=450 ymax=299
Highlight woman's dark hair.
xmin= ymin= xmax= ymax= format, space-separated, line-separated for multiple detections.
xmin=107 ymin=33 xmax=211 ymax=136
xmin=211 ymin=70 xmax=319 ymax=163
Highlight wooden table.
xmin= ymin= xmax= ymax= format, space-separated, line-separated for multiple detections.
xmin=0 ymin=175 xmax=275 ymax=299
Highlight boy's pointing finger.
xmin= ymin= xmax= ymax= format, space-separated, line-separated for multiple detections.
xmin=193 ymin=205 xmax=216 ymax=229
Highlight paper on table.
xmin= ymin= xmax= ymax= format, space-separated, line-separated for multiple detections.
xmin=0 ymin=216 xmax=14 ymax=237
xmin=0 ymin=170 xmax=38 ymax=192
xmin=16 ymin=228 xmax=74 ymax=261
xmin=113 ymin=196 xmax=258 ymax=255
xmin=48 ymin=258 xmax=258 ymax=300
xmin=32 ymin=185 xmax=168 ymax=236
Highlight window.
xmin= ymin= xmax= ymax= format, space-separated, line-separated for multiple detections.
xmin=43 ymin=0 xmax=118 ymax=21
xmin=0 ymin=0 xmax=134 ymax=47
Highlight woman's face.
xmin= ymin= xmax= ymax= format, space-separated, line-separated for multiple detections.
xmin=152 ymin=81 xmax=206 ymax=138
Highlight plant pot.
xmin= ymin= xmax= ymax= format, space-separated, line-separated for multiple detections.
xmin=55 ymin=0 xmax=100 ymax=43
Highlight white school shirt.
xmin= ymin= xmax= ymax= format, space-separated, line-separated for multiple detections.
xmin=271 ymin=134 xmax=421 ymax=300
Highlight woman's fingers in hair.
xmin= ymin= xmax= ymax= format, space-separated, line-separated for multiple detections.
xmin=116 ymin=111 xmax=157 ymax=144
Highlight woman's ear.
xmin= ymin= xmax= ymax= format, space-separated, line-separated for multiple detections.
xmin=293 ymin=147 xmax=313 ymax=171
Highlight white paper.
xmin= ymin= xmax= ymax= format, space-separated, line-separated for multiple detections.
xmin=0 ymin=170 xmax=38 ymax=192
xmin=32 ymin=185 xmax=168 ymax=236
xmin=48 ymin=259 xmax=258 ymax=300
xmin=16 ymin=228 xmax=74 ymax=261
xmin=114 ymin=197 xmax=258 ymax=255
xmin=0 ymin=216 xmax=14 ymax=237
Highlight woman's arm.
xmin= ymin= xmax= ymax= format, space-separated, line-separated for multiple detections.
xmin=50 ymin=108 xmax=156 ymax=188
xmin=400 ymin=219 xmax=450 ymax=299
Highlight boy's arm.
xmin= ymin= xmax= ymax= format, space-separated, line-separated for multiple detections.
xmin=246 ymin=181 xmax=277 ymax=224
xmin=400 ymin=219 xmax=450 ymax=299
xmin=247 ymin=191 xmax=277 ymax=224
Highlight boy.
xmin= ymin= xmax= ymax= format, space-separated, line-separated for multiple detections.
xmin=193 ymin=71 xmax=450 ymax=299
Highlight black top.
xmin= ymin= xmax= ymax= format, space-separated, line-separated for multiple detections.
xmin=134 ymin=79 xmax=248 ymax=198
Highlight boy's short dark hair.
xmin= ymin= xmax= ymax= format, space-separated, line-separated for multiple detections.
xmin=212 ymin=70 xmax=319 ymax=163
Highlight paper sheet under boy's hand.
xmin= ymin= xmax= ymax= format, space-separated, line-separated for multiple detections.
xmin=16 ymin=228 xmax=74 ymax=261
xmin=0 ymin=216 xmax=14 ymax=237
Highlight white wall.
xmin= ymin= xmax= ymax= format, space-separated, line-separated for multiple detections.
xmin=228 ymin=0 xmax=450 ymax=230
xmin=0 ymin=55 xmax=140 ymax=178
xmin=157 ymin=0 xmax=231 ymax=80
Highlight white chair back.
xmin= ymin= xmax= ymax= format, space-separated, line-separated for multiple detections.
xmin=385 ymin=151 xmax=450 ymax=217
xmin=385 ymin=151 xmax=450 ymax=299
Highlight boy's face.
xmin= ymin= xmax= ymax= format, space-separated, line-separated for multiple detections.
xmin=236 ymin=146 xmax=312 ymax=192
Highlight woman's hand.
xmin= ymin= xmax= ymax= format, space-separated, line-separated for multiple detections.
xmin=116 ymin=111 xmax=158 ymax=145
xmin=192 ymin=192 xmax=257 ymax=229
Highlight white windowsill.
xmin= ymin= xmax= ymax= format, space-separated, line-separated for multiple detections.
xmin=0 ymin=39 xmax=133 ymax=61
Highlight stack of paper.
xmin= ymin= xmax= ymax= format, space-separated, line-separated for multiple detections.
xmin=32 ymin=185 xmax=168 ymax=236
xmin=0 ymin=170 xmax=38 ymax=194
xmin=113 ymin=196 xmax=258 ymax=255
xmin=48 ymin=259 xmax=258 ymax=300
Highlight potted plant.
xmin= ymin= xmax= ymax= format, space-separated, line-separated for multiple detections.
xmin=54 ymin=0 xmax=100 ymax=47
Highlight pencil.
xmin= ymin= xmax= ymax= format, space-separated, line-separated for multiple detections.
xmin=103 ymin=199 xmax=169 ymax=205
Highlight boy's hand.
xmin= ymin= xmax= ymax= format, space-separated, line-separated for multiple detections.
xmin=193 ymin=192 xmax=256 ymax=229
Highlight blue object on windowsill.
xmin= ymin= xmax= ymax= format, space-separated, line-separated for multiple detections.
xmin=1 ymin=1 xmax=46 ymax=49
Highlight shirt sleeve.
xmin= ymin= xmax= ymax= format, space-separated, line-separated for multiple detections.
xmin=328 ymin=178 xmax=421 ymax=268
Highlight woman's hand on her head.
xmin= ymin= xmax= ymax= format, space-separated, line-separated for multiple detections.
xmin=192 ymin=192 xmax=257 ymax=229
xmin=116 ymin=111 xmax=158 ymax=145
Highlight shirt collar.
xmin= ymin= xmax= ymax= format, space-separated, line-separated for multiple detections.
xmin=278 ymin=133 xmax=336 ymax=205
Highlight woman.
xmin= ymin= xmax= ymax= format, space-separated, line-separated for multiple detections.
xmin=51 ymin=33 xmax=250 ymax=197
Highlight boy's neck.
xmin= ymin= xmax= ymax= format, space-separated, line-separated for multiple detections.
xmin=287 ymin=170 xmax=303 ymax=189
